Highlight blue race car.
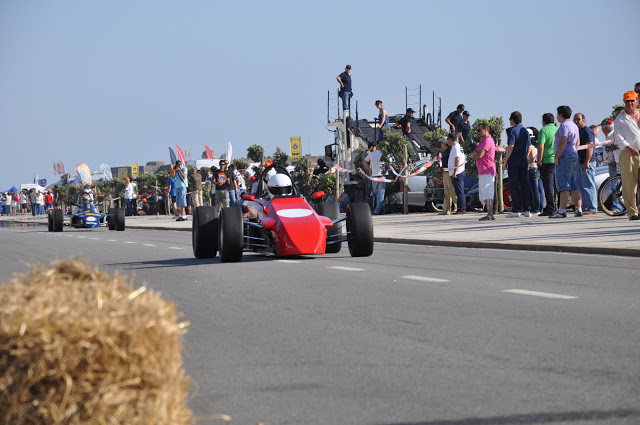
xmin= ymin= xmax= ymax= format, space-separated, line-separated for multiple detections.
xmin=47 ymin=191 xmax=125 ymax=232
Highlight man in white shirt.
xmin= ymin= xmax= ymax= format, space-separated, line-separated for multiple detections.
xmin=124 ymin=178 xmax=137 ymax=216
xmin=363 ymin=142 xmax=385 ymax=215
xmin=35 ymin=190 xmax=45 ymax=215
xmin=447 ymin=133 xmax=466 ymax=214
xmin=615 ymin=90 xmax=640 ymax=220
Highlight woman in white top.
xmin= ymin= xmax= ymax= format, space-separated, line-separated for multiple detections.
xmin=527 ymin=127 xmax=544 ymax=214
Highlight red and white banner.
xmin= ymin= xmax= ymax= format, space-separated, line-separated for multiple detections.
xmin=204 ymin=145 xmax=214 ymax=159
xmin=576 ymin=138 xmax=614 ymax=151
xmin=176 ymin=145 xmax=187 ymax=165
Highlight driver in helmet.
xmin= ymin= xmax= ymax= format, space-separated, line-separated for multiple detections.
xmin=75 ymin=186 xmax=95 ymax=212
xmin=244 ymin=172 xmax=294 ymax=219
xmin=266 ymin=173 xmax=294 ymax=197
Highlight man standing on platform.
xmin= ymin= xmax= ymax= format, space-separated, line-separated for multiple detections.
xmin=336 ymin=64 xmax=352 ymax=117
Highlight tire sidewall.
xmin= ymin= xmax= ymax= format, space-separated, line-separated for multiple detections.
xmin=347 ymin=202 xmax=373 ymax=257
xmin=219 ymin=207 xmax=243 ymax=262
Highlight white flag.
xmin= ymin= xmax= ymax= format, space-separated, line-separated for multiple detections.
xmin=227 ymin=141 xmax=233 ymax=162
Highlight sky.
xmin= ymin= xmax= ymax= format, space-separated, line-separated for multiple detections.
xmin=1 ymin=0 xmax=639 ymax=188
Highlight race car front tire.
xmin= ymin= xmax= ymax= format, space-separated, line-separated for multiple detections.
xmin=52 ymin=209 xmax=64 ymax=232
xmin=219 ymin=207 xmax=243 ymax=263
xmin=107 ymin=208 xmax=116 ymax=230
xmin=318 ymin=201 xmax=342 ymax=254
xmin=192 ymin=206 xmax=218 ymax=259
xmin=47 ymin=210 xmax=54 ymax=232
xmin=115 ymin=208 xmax=125 ymax=231
xmin=347 ymin=202 xmax=373 ymax=257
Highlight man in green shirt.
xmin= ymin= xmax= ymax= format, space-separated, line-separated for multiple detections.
xmin=537 ymin=113 xmax=558 ymax=216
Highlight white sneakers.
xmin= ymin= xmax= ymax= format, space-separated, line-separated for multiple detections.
xmin=507 ymin=211 xmax=537 ymax=218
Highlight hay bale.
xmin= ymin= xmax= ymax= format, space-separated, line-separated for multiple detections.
xmin=0 ymin=258 xmax=193 ymax=425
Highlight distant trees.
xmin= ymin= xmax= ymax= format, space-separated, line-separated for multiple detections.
xmin=272 ymin=147 xmax=289 ymax=166
xmin=247 ymin=145 xmax=264 ymax=163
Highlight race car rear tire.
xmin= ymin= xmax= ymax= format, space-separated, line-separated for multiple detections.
xmin=52 ymin=209 xmax=64 ymax=232
xmin=219 ymin=207 xmax=243 ymax=263
xmin=115 ymin=208 xmax=125 ymax=231
xmin=47 ymin=210 xmax=54 ymax=232
xmin=192 ymin=206 xmax=218 ymax=259
xmin=107 ymin=208 xmax=116 ymax=230
xmin=318 ymin=201 xmax=341 ymax=254
xmin=347 ymin=202 xmax=373 ymax=257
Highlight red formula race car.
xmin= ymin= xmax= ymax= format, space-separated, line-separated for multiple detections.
xmin=191 ymin=164 xmax=373 ymax=262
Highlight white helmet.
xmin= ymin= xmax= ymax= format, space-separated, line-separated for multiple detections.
xmin=267 ymin=173 xmax=293 ymax=197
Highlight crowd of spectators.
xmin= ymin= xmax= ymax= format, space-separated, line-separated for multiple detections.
xmin=0 ymin=187 xmax=63 ymax=216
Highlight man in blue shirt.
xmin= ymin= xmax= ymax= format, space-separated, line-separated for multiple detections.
xmin=504 ymin=111 xmax=532 ymax=217
xmin=445 ymin=104 xmax=465 ymax=132
xmin=396 ymin=108 xmax=415 ymax=141
xmin=574 ymin=113 xmax=597 ymax=213
xmin=457 ymin=110 xmax=472 ymax=143
xmin=336 ymin=64 xmax=352 ymax=117
xmin=165 ymin=174 xmax=177 ymax=218
xmin=173 ymin=160 xmax=188 ymax=221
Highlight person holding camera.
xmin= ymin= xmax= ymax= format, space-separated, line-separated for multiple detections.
xmin=172 ymin=160 xmax=188 ymax=221
xmin=214 ymin=160 xmax=232 ymax=210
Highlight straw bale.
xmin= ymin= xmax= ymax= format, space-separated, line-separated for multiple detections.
xmin=0 ymin=258 xmax=193 ymax=425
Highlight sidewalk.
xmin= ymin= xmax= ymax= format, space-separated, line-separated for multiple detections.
xmin=3 ymin=211 xmax=640 ymax=257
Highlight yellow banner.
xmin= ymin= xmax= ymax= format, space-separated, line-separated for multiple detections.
xmin=290 ymin=137 xmax=301 ymax=162
xmin=131 ymin=163 xmax=139 ymax=178
xmin=116 ymin=168 xmax=129 ymax=179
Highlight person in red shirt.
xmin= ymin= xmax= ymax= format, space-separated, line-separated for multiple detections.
xmin=44 ymin=190 xmax=54 ymax=211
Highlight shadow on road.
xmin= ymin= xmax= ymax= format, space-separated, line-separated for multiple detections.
xmin=104 ymin=253 xmax=283 ymax=269
xmin=377 ymin=408 xmax=640 ymax=425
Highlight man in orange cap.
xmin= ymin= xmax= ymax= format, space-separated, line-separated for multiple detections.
xmin=44 ymin=190 xmax=54 ymax=212
xmin=615 ymin=90 xmax=640 ymax=219
xmin=124 ymin=177 xmax=137 ymax=216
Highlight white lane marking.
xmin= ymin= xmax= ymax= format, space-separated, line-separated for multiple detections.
xmin=124 ymin=241 xmax=136 ymax=244
xmin=90 ymin=237 xmax=100 ymax=240
xmin=168 ymin=246 xmax=183 ymax=250
xmin=65 ymin=234 xmax=73 ymax=237
xmin=77 ymin=236 xmax=86 ymax=238
xmin=328 ymin=266 xmax=364 ymax=272
xmin=143 ymin=243 xmax=157 ymax=247
xmin=401 ymin=275 xmax=450 ymax=283
xmin=503 ymin=289 xmax=577 ymax=300
xmin=276 ymin=259 xmax=300 ymax=264
xmin=107 ymin=239 xmax=117 ymax=242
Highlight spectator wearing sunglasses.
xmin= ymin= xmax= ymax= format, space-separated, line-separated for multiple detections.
xmin=615 ymin=91 xmax=640 ymax=220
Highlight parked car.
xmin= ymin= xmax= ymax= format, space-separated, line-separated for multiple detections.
xmin=423 ymin=163 xmax=479 ymax=212
xmin=387 ymin=158 xmax=433 ymax=210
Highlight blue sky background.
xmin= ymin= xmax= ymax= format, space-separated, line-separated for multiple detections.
xmin=1 ymin=0 xmax=639 ymax=187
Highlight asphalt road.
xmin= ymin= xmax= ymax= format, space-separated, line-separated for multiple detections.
xmin=1 ymin=224 xmax=639 ymax=425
